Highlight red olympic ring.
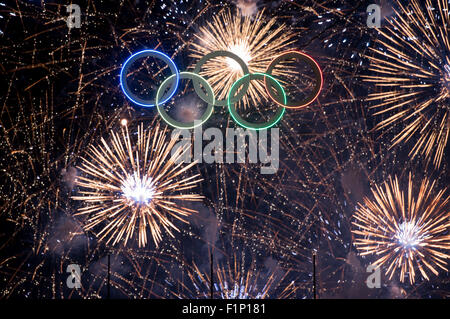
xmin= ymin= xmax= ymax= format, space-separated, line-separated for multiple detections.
xmin=264 ymin=50 xmax=323 ymax=109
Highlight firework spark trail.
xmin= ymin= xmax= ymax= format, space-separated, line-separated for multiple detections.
xmin=72 ymin=123 xmax=204 ymax=247
xmin=363 ymin=0 xmax=450 ymax=168
xmin=352 ymin=173 xmax=450 ymax=284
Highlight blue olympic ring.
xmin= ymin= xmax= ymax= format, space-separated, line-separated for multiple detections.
xmin=120 ymin=49 xmax=179 ymax=107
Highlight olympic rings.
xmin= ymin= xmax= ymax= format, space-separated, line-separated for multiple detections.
xmin=264 ymin=50 xmax=323 ymax=109
xmin=156 ymin=72 xmax=215 ymax=129
xmin=193 ymin=50 xmax=250 ymax=106
xmin=120 ymin=50 xmax=179 ymax=107
xmin=228 ymin=73 xmax=286 ymax=130
xmin=119 ymin=49 xmax=323 ymax=129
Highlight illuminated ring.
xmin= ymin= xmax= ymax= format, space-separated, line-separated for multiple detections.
xmin=120 ymin=49 xmax=179 ymax=107
xmin=193 ymin=50 xmax=250 ymax=107
xmin=264 ymin=50 xmax=323 ymax=109
xmin=228 ymin=73 xmax=286 ymax=130
xmin=156 ymin=72 xmax=215 ymax=129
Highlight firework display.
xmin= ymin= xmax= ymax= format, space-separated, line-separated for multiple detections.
xmin=352 ymin=174 xmax=450 ymax=284
xmin=180 ymin=254 xmax=298 ymax=299
xmin=189 ymin=8 xmax=297 ymax=109
xmin=363 ymin=0 xmax=449 ymax=168
xmin=0 ymin=0 xmax=449 ymax=301
xmin=72 ymin=123 xmax=203 ymax=247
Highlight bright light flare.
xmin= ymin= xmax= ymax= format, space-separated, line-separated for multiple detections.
xmin=226 ymin=41 xmax=252 ymax=70
xmin=396 ymin=221 xmax=425 ymax=249
xmin=121 ymin=174 xmax=156 ymax=204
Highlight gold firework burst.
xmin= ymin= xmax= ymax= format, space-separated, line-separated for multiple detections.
xmin=180 ymin=254 xmax=297 ymax=299
xmin=72 ymin=123 xmax=203 ymax=247
xmin=190 ymin=8 xmax=296 ymax=108
xmin=352 ymin=173 xmax=450 ymax=284
xmin=363 ymin=0 xmax=450 ymax=167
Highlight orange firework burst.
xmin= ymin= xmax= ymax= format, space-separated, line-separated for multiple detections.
xmin=363 ymin=0 xmax=450 ymax=167
xmin=72 ymin=123 xmax=203 ymax=247
xmin=190 ymin=8 xmax=296 ymax=109
xmin=352 ymin=173 xmax=450 ymax=284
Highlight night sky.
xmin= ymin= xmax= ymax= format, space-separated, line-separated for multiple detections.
xmin=0 ymin=0 xmax=449 ymax=299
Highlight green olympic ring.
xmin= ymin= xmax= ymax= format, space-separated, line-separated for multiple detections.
xmin=228 ymin=73 xmax=286 ymax=130
xmin=156 ymin=72 xmax=215 ymax=129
